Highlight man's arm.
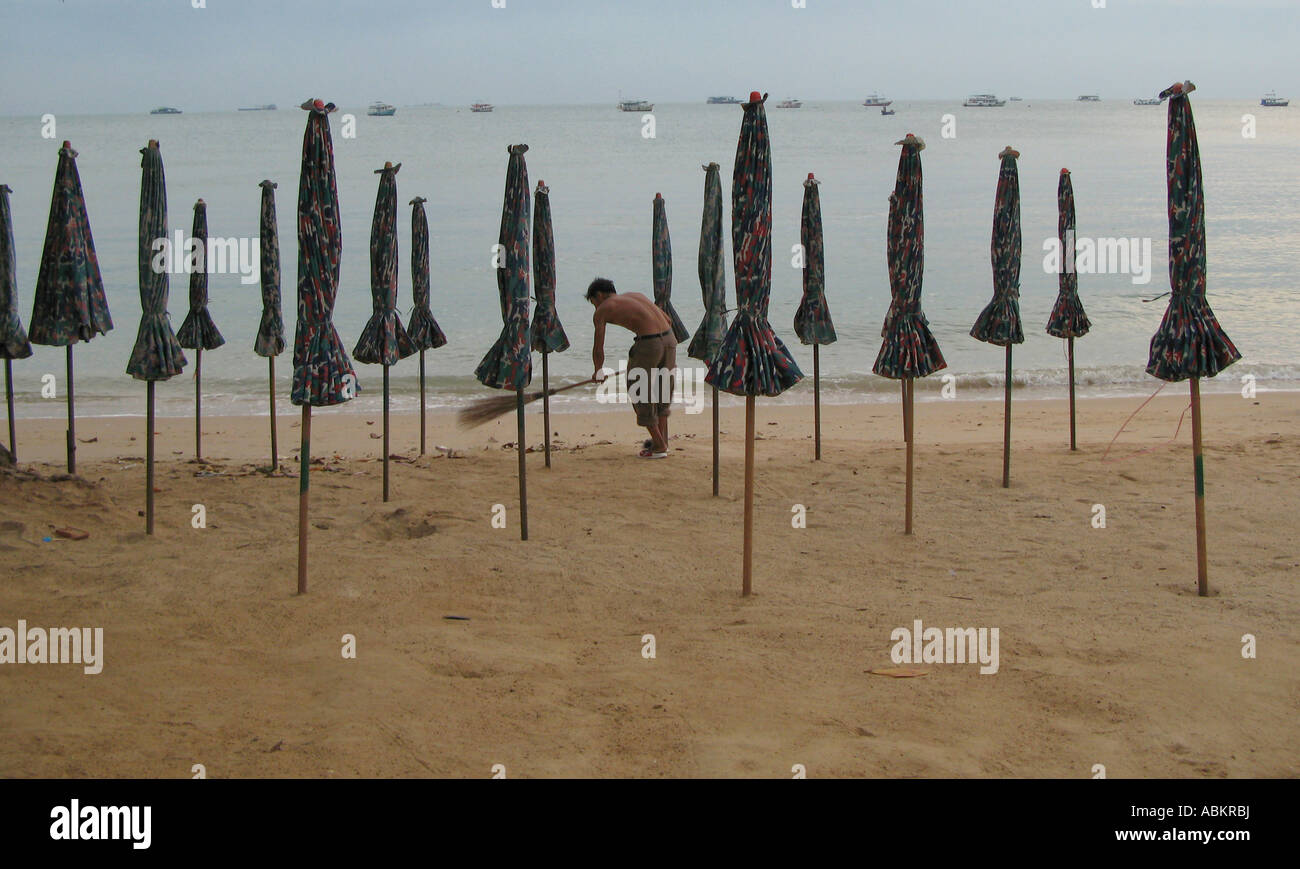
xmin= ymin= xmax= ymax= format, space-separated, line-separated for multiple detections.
xmin=591 ymin=313 xmax=607 ymax=382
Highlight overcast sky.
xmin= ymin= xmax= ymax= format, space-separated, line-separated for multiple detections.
xmin=1 ymin=0 xmax=1294 ymax=115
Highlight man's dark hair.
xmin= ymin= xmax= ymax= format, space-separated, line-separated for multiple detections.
xmin=586 ymin=277 xmax=616 ymax=301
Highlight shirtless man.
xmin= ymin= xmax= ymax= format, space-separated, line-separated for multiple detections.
xmin=587 ymin=277 xmax=677 ymax=459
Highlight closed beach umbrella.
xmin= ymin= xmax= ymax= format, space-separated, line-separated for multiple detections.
xmin=474 ymin=144 xmax=532 ymax=541
xmin=293 ymin=99 xmax=358 ymax=593
xmin=1046 ymin=168 xmax=1091 ymax=451
xmin=970 ymin=145 xmax=1024 ymax=488
xmin=353 ymin=161 xmax=415 ymax=502
xmin=530 ymin=180 xmax=568 ymax=469
xmin=127 ymin=140 xmax=187 ymax=533
xmin=688 ymin=161 xmax=729 ymax=496
xmin=407 ymin=195 xmax=447 ymax=456
xmin=652 ymin=193 xmax=690 ymax=344
xmin=29 ymin=140 xmax=113 ymax=474
xmin=706 ymin=91 xmax=804 ymax=596
xmin=873 ymin=134 xmax=946 ymax=533
xmin=793 ymin=172 xmax=837 ymax=461
xmin=0 ymin=184 xmax=33 ymax=463
xmin=1147 ymin=80 xmax=1240 ymax=597
xmin=254 ymin=179 xmax=285 ymax=471
xmin=176 ymin=198 xmax=226 ymax=461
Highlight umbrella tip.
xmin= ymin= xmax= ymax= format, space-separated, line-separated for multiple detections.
xmin=749 ymin=90 xmax=762 ymax=103
xmin=999 ymin=145 xmax=1020 ymax=159
xmin=384 ymin=160 xmax=392 ymax=169
xmin=196 ymin=198 xmax=205 ymax=206
xmin=313 ymin=98 xmax=325 ymax=109
xmin=147 ymin=139 xmax=158 ymax=148
xmin=655 ymin=192 xmax=662 ymax=199
xmin=1061 ymin=167 xmax=1070 ymax=175
xmin=807 ymin=172 xmax=815 ymax=180
xmin=61 ymin=140 xmax=71 ymax=149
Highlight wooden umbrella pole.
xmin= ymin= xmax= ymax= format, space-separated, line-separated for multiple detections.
xmin=813 ymin=344 xmax=822 ymax=460
xmin=542 ymin=349 xmax=552 ymax=469
xmin=146 ymin=381 xmax=155 ymax=535
xmin=5 ymin=358 xmax=15 ymax=462
xmin=516 ymin=388 xmax=528 ymax=541
xmin=268 ymin=357 xmax=277 ymax=470
xmin=711 ymin=384 xmax=719 ymax=497
xmin=1191 ymin=378 xmax=1208 ymax=597
xmin=382 ymin=364 xmax=391 ymax=502
xmin=905 ymin=377 xmax=915 ymax=535
xmin=1002 ymin=344 xmax=1012 ymax=488
xmin=297 ymin=404 xmax=311 ymax=595
xmin=743 ymin=394 xmax=755 ymax=596
xmin=195 ymin=347 xmax=203 ymax=460
xmin=418 ymin=350 xmax=426 ymax=456
xmin=1068 ymin=337 xmax=1077 ymax=451
xmin=66 ymin=346 xmax=75 ymax=474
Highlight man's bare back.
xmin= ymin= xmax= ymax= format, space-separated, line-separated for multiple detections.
xmin=593 ymin=292 xmax=672 ymax=336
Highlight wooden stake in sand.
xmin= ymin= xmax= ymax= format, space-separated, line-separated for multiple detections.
xmin=1190 ymin=378 xmax=1208 ymax=597
xmin=268 ymin=357 xmax=278 ymax=470
xmin=742 ymin=395 xmax=755 ymax=596
xmin=297 ymin=404 xmax=310 ymax=595
xmin=195 ymin=348 xmax=202 ymax=459
xmin=419 ymin=350 xmax=426 ymax=455
xmin=1002 ymin=344 xmax=1013 ymax=489
xmin=1068 ymin=337 xmax=1077 ymax=451
xmin=3 ymin=359 xmax=14 ymax=462
xmin=814 ymin=345 xmax=822 ymax=460
xmin=66 ymin=347 xmax=75 ymax=474
xmin=516 ymin=388 xmax=528 ymax=541
xmin=146 ymin=381 xmax=155 ymax=535
xmin=541 ymin=350 xmax=552 ymax=468
xmin=904 ymin=377 xmax=915 ymax=535
xmin=712 ymin=385 xmax=719 ymax=497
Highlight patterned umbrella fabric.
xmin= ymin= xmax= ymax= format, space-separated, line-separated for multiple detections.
xmin=970 ymin=147 xmax=1025 ymax=347
xmin=127 ymin=141 xmax=186 ymax=381
xmin=254 ymin=180 xmax=285 ymax=358
xmin=652 ymin=194 xmax=690 ymax=343
xmin=475 ymin=144 xmax=532 ymax=391
xmin=1147 ymin=83 xmax=1239 ymax=382
xmin=29 ymin=141 xmax=112 ymax=347
xmin=407 ymin=196 xmax=447 ymax=352
xmin=293 ymin=100 xmax=357 ymax=407
xmin=706 ymin=94 xmax=803 ymax=397
xmin=688 ymin=162 xmax=728 ymax=363
xmin=176 ymin=199 xmax=226 ymax=351
xmin=793 ymin=174 xmax=836 ymax=346
xmin=0 ymin=185 xmax=32 ymax=361
xmin=1046 ymin=170 xmax=1091 ymax=339
xmin=353 ymin=162 xmax=415 ymax=366
xmin=874 ymin=135 xmax=945 ymax=379
xmin=530 ymin=182 xmax=569 ymax=353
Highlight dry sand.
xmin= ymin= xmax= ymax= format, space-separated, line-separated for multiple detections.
xmin=1 ymin=389 xmax=1297 ymax=778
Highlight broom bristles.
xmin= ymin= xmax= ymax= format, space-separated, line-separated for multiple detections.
xmin=457 ymin=377 xmax=604 ymax=428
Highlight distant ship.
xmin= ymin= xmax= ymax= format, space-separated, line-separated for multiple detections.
xmin=618 ymin=98 xmax=654 ymax=112
xmin=879 ymin=106 xmax=896 ymax=116
xmin=1008 ymin=96 xmax=1024 ymax=102
xmin=862 ymin=93 xmax=892 ymax=107
xmin=707 ymin=96 xmax=740 ymax=104
xmin=238 ymin=104 xmax=277 ymax=111
xmin=1077 ymin=95 xmax=1101 ymax=102
xmin=776 ymin=98 xmax=803 ymax=109
xmin=1261 ymin=91 xmax=1290 ymax=107
xmin=963 ymin=94 xmax=1006 ymax=107
xmin=367 ymin=101 xmax=396 ymax=116
xmin=150 ymin=106 xmax=181 ymax=115
xmin=470 ymin=103 xmax=494 ymax=113
xmin=1133 ymin=98 xmax=1162 ymax=106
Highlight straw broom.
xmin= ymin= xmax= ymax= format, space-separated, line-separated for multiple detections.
xmin=458 ymin=372 xmax=619 ymax=428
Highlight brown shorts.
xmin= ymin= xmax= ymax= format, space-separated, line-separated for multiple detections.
xmin=628 ymin=333 xmax=677 ymax=426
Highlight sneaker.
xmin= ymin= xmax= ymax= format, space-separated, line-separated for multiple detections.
xmin=638 ymin=448 xmax=668 ymax=460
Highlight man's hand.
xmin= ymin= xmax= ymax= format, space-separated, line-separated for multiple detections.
xmin=592 ymin=369 xmax=607 ymax=384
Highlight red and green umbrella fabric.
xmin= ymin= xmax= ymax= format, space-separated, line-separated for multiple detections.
xmin=176 ymin=199 xmax=225 ymax=352
xmin=1046 ymin=170 xmax=1091 ymax=339
xmin=127 ymin=141 xmax=186 ymax=381
xmin=652 ymin=193 xmax=690 ymax=343
xmin=255 ymin=180 xmax=285 ymax=357
xmin=970 ymin=147 xmax=1025 ymax=347
xmin=0 ymin=185 xmax=31 ymax=362
xmin=793 ymin=174 xmax=836 ymax=346
xmin=407 ymin=196 xmax=447 ymax=353
xmin=688 ymin=162 xmax=728 ymax=364
xmin=475 ymin=144 xmax=532 ymax=391
xmin=353 ymin=162 xmax=415 ymax=367
xmin=530 ymin=182 xmax=568 ymax=354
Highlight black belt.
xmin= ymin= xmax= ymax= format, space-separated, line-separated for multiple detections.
xmin=634 ymin=330 xmax=669 ymax=342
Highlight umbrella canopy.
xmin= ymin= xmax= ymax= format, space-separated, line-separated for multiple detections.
xmin=0 ymin=185 xmax=32 ymax=361
xmin=874 ymin=135 xmax=946 ymax=379
xmin=970 ymin=146 xmax=1025 ymax=347
xmin=793 ymin=174 xmax=837 ymax=346
xmin=688 ymin=162 xmax=728 ymax=363
xmin=254 ymin=180 xmax=285 ymax=357
xmin=474 ymin=144 xmax=532 ymax=391
xmin=176 ymin=199 xmax=226 ymax=351
xmin=407 ymin=196 xmax=447 ymax=351
xmin=530 ymin=182 xmax=569 ymax=353
xmin=353 ymin=162 xmax=415 ymax=366
xmin=29 ymin=142 xmax=112 ymax=347
xmin=1147 ymin=82 xmax=1239 ymax=381
xmin=706 ymin=94 xmax=803 ymax=397
xmin=126 ymin=141 xmax=186 ymax=381
xmin=652 ymin=194 xmax=690 ymax=343
xmin=1046 ymin=170 xmax=1091 ymax=339
xmin=293 ymin=100 xmax=357 ymax=407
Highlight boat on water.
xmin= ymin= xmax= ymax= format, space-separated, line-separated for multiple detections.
xmin=367 ymin=101 xmax=396 ymax=116
xmin=707 ymin=96 xmax=740 ymax=104
xmin=470 ymin=103 xmax=494 ymax=113
xmin=963 ymin=94 xmax=1006 ymax=107
xmin=1133 ymin=98 xmax=1162 ymax=106
xmin=1008 ymin=96 xmax=1023 ymax=102
xmin=1261 ymin=91 xmax=1290 ymax=107
xmin=862 ymin=92 xmax=892 ymax=107
xmin=238 ymin=104 xmax=277 ymax=111
xmin=150 ymin=106 xmax=181 ymax=115
xmin=618 ymin=98 xmax=653 ymax=112
xmin=1077 ymin=95 xmax=1101 ymax=102
xmin=776 ymin=98 xmax=803 ymax=109
xmin=880 ymin=106 xmax=896 ymax=116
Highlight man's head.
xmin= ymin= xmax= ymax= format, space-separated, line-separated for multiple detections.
xmin=586 ymin=277 xmax=616 ymax=307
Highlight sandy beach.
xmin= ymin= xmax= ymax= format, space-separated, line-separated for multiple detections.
xmin=1 ymin=390 xmax=1296 ymax=778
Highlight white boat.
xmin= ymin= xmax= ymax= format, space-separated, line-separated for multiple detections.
xmin=150 ymin=106 xmax=181 ymax=115
xmin=470 ymin=103 xmax=494 ymax=113
xmin=1133 ymin=98 xmax=1162 ymax=106
xmin=238 ymin=104 xmax=277 ymax=111
xmin=707 ymin=96 xmax=740 ymax=105
xmin=880 ymin=106 xmax=896 ymax=116
xmin=618 ymin=98 xmax=653 ymax=112
xmin=963 ymin=94 xmax=1006 ymax=107
xmin=776 ymin=98 xmax=803 ymax=109
xmin=367 ymin=101 xmax=396 ymax=117
xmin=1077 ymin=95 xmax=1101 ymax=102
xmin=862 ymin=92 xmax=892 ymax=107
xmin=1261 ymin=91 xmax=1290 ymax=107
xmin=1008 ymin=96 xmax=1024 ymax=102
